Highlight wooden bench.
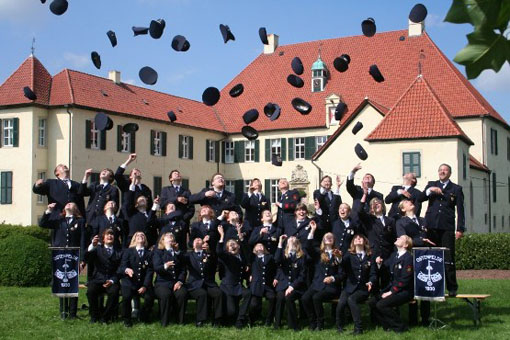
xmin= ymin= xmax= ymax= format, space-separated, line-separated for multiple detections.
xmin=447 ymin=294 xmax=490 ymax=326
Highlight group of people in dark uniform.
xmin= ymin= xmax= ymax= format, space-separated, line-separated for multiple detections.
xmin=34 ymin=154 xmax=465 ymax=333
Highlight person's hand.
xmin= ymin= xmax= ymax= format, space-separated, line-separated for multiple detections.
xmin=79 ymin=261 xmax=86 ymax=273
xmin=309 ymin=220 xmax=317 ymax=233
xmin=260 ymin=227 xmax=269 ymax=235
xmin=362 ymin=183 xmax=369 ymax=195
xmin=177 ymin=196 xmax=188 ymax=204
xmin=285 ymin=286 xmax=294 ymax=297
xmin=323 ymin=276 xmax=334 ymax=284
xmin=205 ymin=190 xmax=216 ymax=198
xmin=279 ymin=234 xmax=287 ymax=243
xmin=126 ymin=153 xmax=137 ymax=164
xmin=336 ymin=175 xmax=343 ymax=188
xmin=84 ymin=168 xmax=93 ymax=178
xmin=173 ymin=282 xmax=182 ymax=291
xmin=217 ymin=225 xmax=224 ymax=237
xmin=401 ymin=190 xmax=412 ymax=198
xmin=249 ymin=275 xmax=253 ymax=282
xmin=423 ymin=238 xmax=436 ymax=246
xmin=125 ymin=268 xmax=134 ymax=277
xmin=352 ymin=163 xmax=362 ymax=174
xmin=456 ymin=231 xmax=464 ymax=240
xmin=202 ymin=243 xmax=210 ymax=251
xmin=381 ymin=291 xmax=392 ymax=299
xmin=165 ymin=260 xmax=175 ymax=268
xmin=221 ymin=210 xmax=230 ymax=219
xmin=314 ymin=199 xmax=320 ymax=211
xmin=47 ymin=203 xmax=57 ymax=211
xmin=153 ymin=196 xmax=160 ymax=205
xmin=35 ymin=179 xmax=44 ymax=186
xmin=376 ymin=256 xmax=383 ymax=265
xmin=429 ymin=187 xmax=443 ymax=195
xmin=138 ymin=286 xmax=147 ymax=295
xmin=203 ymin=235 xmax=210 ymax=243
xmin=91 ymin=235 xmax=100 ymax=247
xmin=249 ymin=185 xmax=255 ymax=193
xmin=103 ymin=280 xmax=113 ymax=288
xmin=273 ymin=279 xmax=278 ymax=287
xmin=333 ymin=249 xmax=342 ymax=258
xmin=366 ymin=282 xmax=372 ymax=292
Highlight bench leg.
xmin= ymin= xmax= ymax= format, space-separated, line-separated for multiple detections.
xmin=462 ymin=298 xmax=482 ymax=327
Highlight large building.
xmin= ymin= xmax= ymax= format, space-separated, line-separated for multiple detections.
xmin=0 ymin=21 xmax=509 ymax=233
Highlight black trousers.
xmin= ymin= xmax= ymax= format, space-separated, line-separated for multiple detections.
xmin=222 ymin=288 xmax=251 ymax=324
xmin=409 ymin=300 xmax=430 ymax=325
xmin=429 ymin=229 xmax=458 ymax=291
xmin=86 ymin=282 xmax=120 ymax=321
xmin=249 ymin=290 xmax=276 ymax=324
xmin=336 ymin=290 xmax=369 ymax=330
xmin=369 ymin=290 xmax=412 ymax=331
xmin=188 ymin=286 xmax=222 ymax=322
xmin=275 ymin=290 xmax=302 ymax=330
xmin=301 ymin=286 xmax=339 ymax=326
xmin=154 ymin=284 xmax=188 ymax=326
xmin=121 ymin=285 xmax=155 ymax=322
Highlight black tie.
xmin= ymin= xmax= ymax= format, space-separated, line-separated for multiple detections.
xmin=106 ymin=248 xmax=112 ymax=256
xmin=138 ymin=249 xmax=143 ymax=258
xmin=66 ymin=217 xmax=72 ymax=225
xmin=175 ymin=186 xmax=180 ymax=192
xmin=412 ymin=217 xmax=419 ymax=225
xmin=357 ymin=253 xmax=363 ymax=261
xmin=205 ymin=222 xmax=210 ymax=230
xmin=109 ymin=216 xmax=114 ymax=224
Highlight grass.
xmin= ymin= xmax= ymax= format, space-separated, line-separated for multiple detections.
xmin=1 ymin=279 xmax=509 ymax=340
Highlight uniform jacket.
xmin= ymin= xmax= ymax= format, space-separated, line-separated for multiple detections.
xmin=240 ymin=192 xmax=270 ymax=228
xmin=421 ymin=180 xmax=465 ymax=232
xmin=183 ymin=251 xmax=218 ymax=291
xmin=190 ymin=188 xmax=243 ymax=220
xmin=340 ymin=252 xmax=377 ymax=294
xmin=118 ymin=247 xmax=154 ymax=289
xmin=160 ymin=185 xmax=195 ymax=223
xmin=85 ymin=245 xmax=123 ymax=284
xmin=274 ymin=247 xmax=307 ymax=293
xmin=32 ymin=178 xmax=85 ymax=217
xmin=79 ymin=182 xmax=119 ymax=224
xmin=249 ymin=254 xmax=276 ymax=297
xmin=385 ymin=185 xmax=422 ymax=219
xmin=358 ymin=205 xmax=396 ymax=260
xmin=313 ymin=188 xmax=342 ymax=230
xmin=248 ymin=224 xmax=280 ymax=255
xmin=396 ymin=216 xmax=429 ymax=247
xmin=381 ymin=251 xmax=414 ymax=294
xmin=39 ymin=213 xmax=87 ymax=260
xmin=216 ymin=240 xmax=250 ymax=296
xmin=152 ymin=248 xmax=186 ymax=287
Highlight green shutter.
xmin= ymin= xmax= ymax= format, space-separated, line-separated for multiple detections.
xmin=206 ymin=140 xmax=210 ymax=162
xmin=153 ymin=176 xmax=162 ymax=197
xmin=281 ymin=138 xmax=287 ymax=161
xmin=12 ymin=118 xmax=19 ymax=147
xmin=189 ymin=136 xmax=194 ymax=160
xmin=215 ymin=141 xmax=220 ymax=162
xmin=85 ymin=120 xmax=92 ymax=149
xmin=304 ymin=136 xmax=316 ymax=160
xmin=234 ymin=141 xmax=244 ymax=163
xmin=265 ymin=139 xmax=271 ymax=162
xmin=162 ymin=132 xmax=167 ymax=156
xmin=288 ymin=138 xmax=294 ymax=161
xmin=221 ymin=141 xmax=226 ymax=163
xmin=117 ymin=125 xmax=122 ymax=152
xmin=130 ymin=131 xmax=136 ymax=153
xmin=234 ymin=179 xmax=244 ymax=204
xmin=100 ymin=129 xmax=106 ymax=150
xmin=150 ymin=130 xmax=155 ymax=155
xmin=182 ymin=178 xmax=189 ymax=191
xmin=178 ymin=135 xmax=183 ymax=158
xmin=265 ymin=179 xmax=271 ymax=204
xmin=205 ymin=180 xmax=210 ymax=188
xmin=255 ymin=140 xmax=260 ymax=162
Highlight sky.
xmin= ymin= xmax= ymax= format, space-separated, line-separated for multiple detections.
xmin=0 ymin=0 xmax=508 ymax=123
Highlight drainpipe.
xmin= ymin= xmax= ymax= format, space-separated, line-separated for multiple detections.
xmin=311 ymin=159 xmax=322 ymax=187
xmin=64 ymin=105 xmax=73 ymax=176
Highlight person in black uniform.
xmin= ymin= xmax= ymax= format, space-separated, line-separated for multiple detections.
xmin=385 ymin=172 xmax=422 ymax=220
xmin=420 ymin=163 xmax=465 ymax=297
xmin=313 ymin=175 xmax=343 ymax=232
xmin=190 ymin=172 xmax=243 ymax=220
xmin=92 ymin=201 xmax=124 ymax=250
xmin=118 ymin=232 xmax=154 ymax=327
xmin=336 ymin=234 xmax=377 ymax=335
xmin=32 ymin=163 xmax=85 ymax=217
xmin=124 ymin=187 xmax=158 ymax=248
xmin=153 ymin=202 xmax=188 ymax=252
xmin=275 ymin=178 xmax=301 ymax=229
xmin=39 ymin=202 xmax=86 ymax=319
xmin=152 ymin=232 xmax=188 ymax=326
xmin=183 ymin=237 xmax=222 ymax=327
xmin=249 ymin=210 xmax=280 ymax=255
xmin=301 ymin=222 xmax=342 ymax=331
xmin=331 ymin=203 xmax=361 ymax=255
xmin=273 ymin=235 xmax=307 ymax=331
xmin=241 ymin=178 xmax=270 ymax=229
xmin=80 ymin=168 xmax=119 ymax=225
xmin=248 ymin=243 xmax=276 ymax=326
xmin=346 ymin=163 xmax=383 ymax=213
xmin=369 ymin=235 xmax=414 ymax=333
xmin=188 ymin=205 xmax=220 ymax=255
xmin=160 ymin=169 xmax=195 ymax=226
xmin=283 ymin=203 xmax=317 ymax=246
xmin=218 ymin=210 xmax=252 ymax=242
xmin=216 ymin=225 xmax=251 ymax=328
xmin=85 ymin=230 xmax=122 ymax=323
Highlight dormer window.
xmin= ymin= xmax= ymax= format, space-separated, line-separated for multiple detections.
xmin=311 ymin=54 xmax=328 ymax=92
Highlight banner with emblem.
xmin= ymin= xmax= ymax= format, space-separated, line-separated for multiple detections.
xmin=413 ymin=247 xmax=446 ymax=301
xmin=51 ymin=247 xmax=80 ymax=297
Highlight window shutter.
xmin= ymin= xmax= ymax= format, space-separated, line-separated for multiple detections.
xmin=189 ymin=136 xmax=194 ymax=159
xmin=12 ymin=118 xmax=19 ymax=147
xmin=153 ymin=176 xmax=162 ymax=197
xmin=265 ymin=139 xmax=271 ymax=162
xmin=182 ymin=178 xmax=189 ymax=191
xmin=161 ymin=132 xmax=167 ymax=156
xmin=85 ymin=120 xmax=92 ymax=149
xmin=234 ymin=179 xmax=244 ymax=204
xmin=255 ymin=140 xmax=260 ymax=162
xmin=178 ymin=135 xmax=183 ymax=158
xmin=215 ymin=141 xmax=220 ymax=162
xmin=281 ymin=138 xmax=287 ymax=161
xmin=265 ymin=179 xmax=271 ymax=204
xmin=288 ymin=138 xmax=294 ymax=161
xmin=205 ymin=180 xmax=210 ymax=188
xmin=206 ymin=140 xmax=210 ymax=162
xmin=234 ymin=141 xmax=244 ymax=163
xmin=130 ymin=131 xmax=136 ymax=153
xmin=221 ymin=141 xmax=226 ymax=163
xmin=150 ymin=130 xmax=155 ymax=155
xmin=304 ymin=136 xmax=316 ymax=160
xmin=100 ymin=129 xmax=106 ymax=150
xmin=117 ymin=125 xmax=122 ymax=152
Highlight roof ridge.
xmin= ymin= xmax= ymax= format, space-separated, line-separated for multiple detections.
xmin=212 ymin=107 xmax=228 ymax=133
xmin=0 ymin=55 xmax=33 ymax=88
xmin=64 ymin=69 xmax=75 ymax=103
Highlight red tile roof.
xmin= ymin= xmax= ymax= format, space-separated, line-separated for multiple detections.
xmin=365 ymin=75 xmax=473 ymax=145
xmin=469 ymin=154 xmax=490 ymax=173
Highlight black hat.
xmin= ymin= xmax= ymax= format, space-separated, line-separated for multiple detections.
xmin=41 ymin=0 xmax=46 ymax=3
xmin=271 ymin=154 xmax=283 ymax=167
xmin=287 ymin=74 xmax=304 ymax=88
xmin=91 ymin=51 xmax=101 ymax=70
xmin=354 ymin=143 xmax=368 ymax=160
xmin=171 ymin=35 xmax=190 ymax=52
xmin=167 ymin=111 xmax=177 ymax=122
xmin=259 ymin=27 xmax=269 ymax=45
xmin=49 ymin=0 xmax=68 ymax=15
xmin=139 ymin=66 xmax=158 ymax=85
xmin=149 ymin=19 xmax=166 ymax=39
xmin=409 ymin=4 xmax=428 ymax=23
xmin=106 ymin=30 xmax=117 ymax=47
xmin=333 ymin=54 xmax=350 ymax=72
xmin=335 ymin=102 xmax=347 ymax=121
xmin=219 ymin=24 xmax=235 ymax=43
xmin=243 ymin=109 xmax=259 ymax=125
xmin=202 ymin=87 xmax=220 ymax=106
xmin=352 ymin=121 xmax=363 ymax=135
xmin=361 ymin=17 xmax=376 ymax=37
xmin=291 ymin=57 xmax=304 ymax=75
xmin=369 ymin=64 xmax=385 ymax=82
xmin=291 ymin=98 xmax=312 ymax=115
xmin=123 ymin=123 xmax=139 ymax=133
xmin=23 ymin=86 xmax=37 ymax=101
xmin=241 ymin=126 xmax=258 ymax=140
xmin=229 ymin=83 xmax=244 ymax=98
xmin=264 ymin=103 xmax=281 ymax=121
xmin=94 ymin=112 xmax=113 ymax=131
xmin=132 ymin=26 xmax=149 ymax=36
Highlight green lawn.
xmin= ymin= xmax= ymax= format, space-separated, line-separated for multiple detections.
xmin=1 ymin=279 xmax=509 ymax=340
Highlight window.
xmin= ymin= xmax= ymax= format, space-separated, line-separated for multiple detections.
xmin=490 ymin=128 xmax=498 ymax=155
xmin=402 ymin=152 xmax=421 ymax=177
xmin=294 ymin=137 xmax=305 ymax=160
xmin=90 ymin=120 xmax=101 ymax=149
xmin=224 ymin=141 xmax=234 ymax=163
xmin=225 ymin=180 xmax=235 ymax=194
xmin=316 ymin=136 xmax=327 ymax=151
xmin=269 ymin=179 xmax=280 ymax=204
xmin=37 ymin=172 xmax=46 ymax=204
xmin=121 ymin=131 xmax=131 ymax=153
xmin=245 ymin=140 xmax=255 ymax=162
xmin=117 ymin=125 xmax=135 ymax=153
xmin=2 ymin=119 xmax=14 ymax=146
xmin=328 ymin=106 xmax=339 ymax=126
xmin=179 ymin=135 xmax=193 ymax=159
xmin=493 ymin=172 xmax=497 ymax=202
xmin=208 ymin=140 xmax=216 ymax=162
xmin=153 ymin=131 xmax=162 ymax=156
xmin=0 ymin=171 xmax=13 ymax=204
xmin=462 ymin=153 xmax=467 ymax=180
xmin=206 ymin=140 xmax=219 ymax=162
xmin=244 ymin=180 xmax=251 ymax=193
xmin=469 ymin=181 xmax=473 ymax=218
xmin=271 ymin=139 xmax=281 ymax=158
xmin=38 ymin=119 xmax=46 ymax=147
xmin=153 ymin=176 xmax=162 ymax=198
xmin=265 ymin=138 xmax=286 ymax=162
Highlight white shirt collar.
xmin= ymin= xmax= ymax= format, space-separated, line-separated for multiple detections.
xmin=397 ymin=249 xmax=406 ymax=258
xmin=136 ymin=246 xmax=144 ymax=252
xmin=320 ymin=187 xmax=330 ymax=195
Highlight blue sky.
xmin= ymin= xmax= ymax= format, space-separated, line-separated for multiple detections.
xmin=0 ymin=0 xmax=508 ymax=123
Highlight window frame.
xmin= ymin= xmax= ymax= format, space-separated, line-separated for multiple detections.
xmin=208 ymin=139 xmax=216 ymax=163
xmin=181 ymin=135 xmax=190 ymax=159
xmin=294 ymin=137 xmax=305 ymax=160
xmin=153 ymin=131 xmax=163 ymax=156
xmin=271 ymin=139 xmax=282 ymax=158
xmin=245 ymin=140 xmax=255 ymax=163
xmin=0 ymin=171 xmax=13 ymax=205
xmin=402 ymin=151 xmax=421 ymax=177
xmin=2 ymin=119 xmax=14 ymax=147
xmin=90 ymin=120 xmax=101 ymax=150
xmin=38 ymin=118 xmax=47 ymax=147
xmin=270 ymin=179 xmax=281 ymax=204
xmin=224 ymin=141 xmax=234 ymax=164
xmin=225 ymin=180 xmax=235 ymax=194
xmin=316 ymin=136 xmax=327 ymax=151
xmin=121 ymin=131 xmax=131 ymax=153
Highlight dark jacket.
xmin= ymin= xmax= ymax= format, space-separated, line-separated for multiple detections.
xmin=125 ymin=190 xmax=158 ymax=247
xmin=346 ymin=177 xmax=383 ymax=213
xmin=421 ymin=180 xmax=465 ymax=232
xmin=240 ymin=192 xmax=270 ymax=228
xmin=190 ymin=188 xmax=243 ymax=220
xmin=385 ymin=185 xmax=422 ymax=220
xmin=275 ymin=189 xmax=301 ymax=229
xmin=155 ymin=212 xmax=188 ymax=252
xmin=216 ymin=240 xmax=249 ymax=296
xmin=358 ymin=205 xmax=396 ymax=260
xmin=39 ymin=213 xmax=87 ymax=260
xmin=283 ymin=217 xmax=315 ymax=246
xmin=188 ymin=220 xmax=220 ymax=253
xmin=79 ymin=182 xmax=119 ymax=224
xmin=183 ymin=251 xmax=218 ymax=291
xmin=381 ymin=251 xmax=414 ymax=294
xmin=248 ymin=224 xmax=280 ymax=255
xmin=340 ymin=252 xmax=377 ymax=294
xmin=331 ymin=217 xmax=361 ymax=255
xmin=306 ymin=239 xmax=342 ymax=292
xmin=32 ymin=179 xmax=85 ymax=217
xmin=118 ymin=247 xmax=154 ymax=289
xmin=313 ymin=188 xmax=342 ymax=231
xmin=274 ymin=247 xmax=307 ymax=293
xmin=114 ymin=166 xmax=153 ymax=217
xmin=152 ymin=248 xmax=186 ymax=287
xmin=91 ymin=214 xmax=124 ymax=250
xmin=160 ymin=185 xmax=195 ymax=223
xmin=396 ymin=216 xmax=429 ymax=247
xmin=249 ymin=254 xmax=276 ymax=296
xmin=84 ymin=245 xmax=122 ymax=284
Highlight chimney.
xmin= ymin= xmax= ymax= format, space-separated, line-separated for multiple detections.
xmin=263 ymin=34 xmax=279 ymax=54
xmin=408 ymin=19 xmax=425 ymax=37
xmin=108 ymin=70 xmax=121 ymax=84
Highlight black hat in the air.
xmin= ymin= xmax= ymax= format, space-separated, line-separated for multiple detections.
xmin=149 ymin=19 xmax=166 ymax=39
xmin=291 ymin=98 xmax=312 ymax=115
xmin=91 ymin=51 xmax=101 ymax=70
xmin=171 ymin=35 xmax=190 ymax=52
xmin=139 ymin=66 xmax=158 ymax=85
xmin=229 ymin=83 xmax=244 ymax=97
xmin=354 ymin=143 xmax=368 ymax=160
xmin=241 ymin=126 xmax=258 ymax=140
xmin=132 ymin=27 xmax=149 ymax=36
xmin=123 ymin=123 xmax=139 ymax=133
xmin=259 ymin=27 xmax=269 ymax=45
xmin=272 ymin=154 xmax=283 ymax=167
xmin=49 ymin=0 xmax=68 ymax=15
xmin=291 ymin=57 xmax=304 ymax=75
xmin=95 ymin=112 xmax=113 ymax=131
xmin=369 ymin=64 xmax=385 ymax=82
xmin=352 ymin=121 xmax=363 ymax=135
xmin=167 ymin=111 xmax=177 ymax=122
xmin=287 ymin=74 xmax=304 ymax=88
xmin=333 ymin=54 xmax=351 ymax=72
xmin=361 ymin=17 xmax=376 ymax=37
xmin=23 ymin=86 xmax=37 ymax=101
xmin=243 ymin=109 xmax=259 ymax=125
xmin=335 ymin=102 xmax=347 ymax=121
xmin=409 ymin=4 xmax=428 ymax=23
xmin=219 ymin=24 xmax=235 ymax=43
xmin=202 ymin=87 xmax=220 ymax=106
xmin=106 ymin=30 xmax=117 ymax=47
xmin=264 ymin=103 xmax=281 ymax=121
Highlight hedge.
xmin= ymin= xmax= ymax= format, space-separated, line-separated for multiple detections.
xmin=456 ymin=233 xmax=510 ymax=270
xmin=0 ymin=224 xmax=51 ymax=243
xmin=0 ymin=233 xmax=52 ymax=286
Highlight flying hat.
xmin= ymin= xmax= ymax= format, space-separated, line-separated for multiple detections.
xmin=272 ymin=154 xmax=283 ymax=167
xmin=241 ymin=126 xmax=258 ymax=140
xmin=409 ymin=4 xmax=428 ymax=23
xmin=287 ymin=74 xmax=304 ymax=88
xmin=335 ymin=102 xmax=347 ymax=121
xmin=219 ymin=24 xmax=235 ymax=43
xmin=171 ymin=35 xmax=190 ymax=52
xmin=167 ymin=111 xmax=177 ymax=122
xmin=91 ymin=51 xmax=101 ymax=69
xmin=354 ymin=143 xmax=368 ymax=160
xmin=352 ymin=121 xmax=363 ymax=135
xmin=291 ymin=57 xmax=304 ymax=75
xmin=106 ymin=30 xmax=117 ymax=47
xmin=123 ymin=123 xmax=139 ymax=133
xmin=23 ymin=86 xmax=37 ymax=101
xmin=202 ymin=87 xmax=220 ymax=106
xmin=333 ymin=54 xmax=351 ymax=72
xmin=49 ymin=0 xmax=68 ymax=15
xmin=132 ymin=26 xmax=149 ymax=36
xmin=243 ymin=109 xmax=259 ymax=125
xmin=264 ymin=103 xmax=281 ymax=121
xmin=94 ymin=112 xmax=113 ymax=131
xmin=40 ymin=0 xmax=46 ymax=3
xmin=291 ymin=98 xmax=312 ymax=115
xmin=149 ymin=19 xmax=166 ymax=39
xmin=361 ymin=17 xmax=376 ymax=37
xmin=259 ymin=27 xmax=269 ymax=45
xmin=369 ymin=64 xmax=385 ymax=82
xmin=229 ymin=83 xmax=244 ymax=97
xmin=139 ymin=66 xmax=158 ymax=85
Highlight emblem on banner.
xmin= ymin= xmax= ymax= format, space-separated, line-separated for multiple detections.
xmin=55 ymin=258 xmax=78 ymax=283
xmin=417 ymin=259 xmax=442 ymax=291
